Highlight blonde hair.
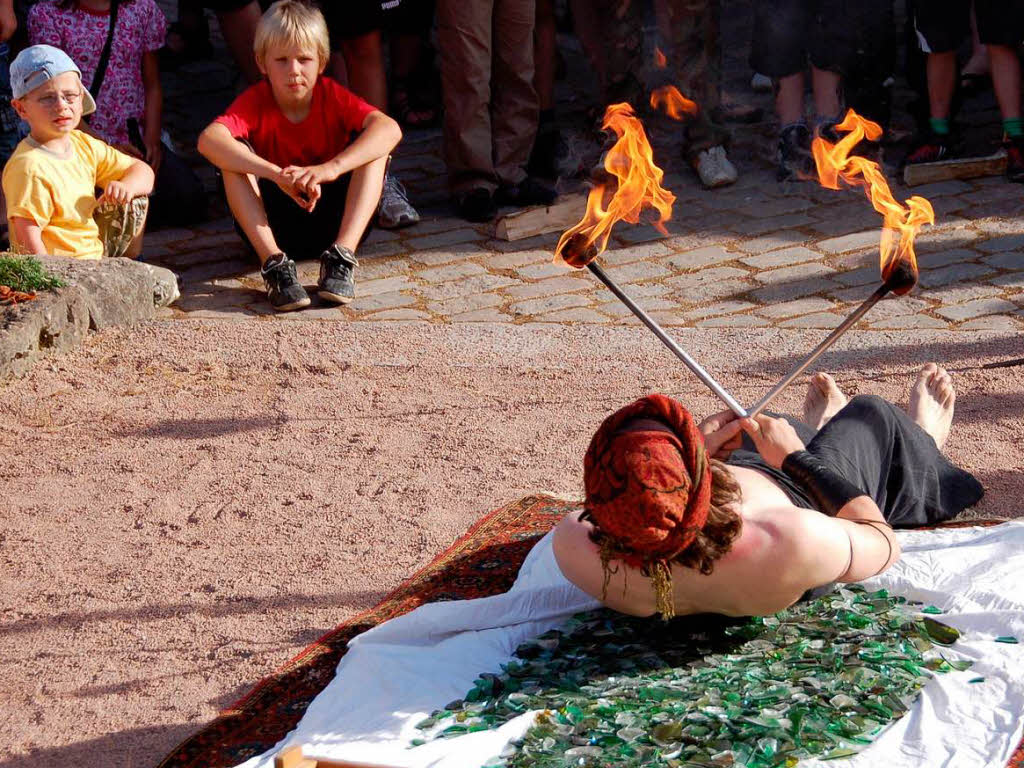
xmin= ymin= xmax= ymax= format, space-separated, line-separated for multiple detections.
xmin=254 ymin=1 xmax=330 ymax=71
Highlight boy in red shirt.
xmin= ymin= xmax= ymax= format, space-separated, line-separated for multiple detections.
xmin=198 ymin=0 xmax=401 ymax=311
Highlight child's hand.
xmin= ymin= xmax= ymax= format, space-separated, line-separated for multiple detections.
xmin=281 ymin=164 xmax=331 ymax=205
xmin=275 ymin=169 xmax=318 ymax=213
xmin=144 ymin=136 xmax=163 ymax=175
xmin=98 ymin=181 xmax=131 ymax=207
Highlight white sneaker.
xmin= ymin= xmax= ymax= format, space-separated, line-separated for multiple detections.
xmin=750 ymin=73 xmax=773 ymax=93
xmin=693 ymin=146 xmax=738 ymax=189
xmin=378 ymin=173 xmax=420 ymax=229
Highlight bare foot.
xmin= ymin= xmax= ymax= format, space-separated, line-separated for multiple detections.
xmin=908 ymin=363 xmax=956 ymax=450
xmin=803 ymin=372 xmax=848 ymax=430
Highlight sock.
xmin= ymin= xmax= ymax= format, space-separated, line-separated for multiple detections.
xmin=1003 ymin=117 xmax=1024 ymax=138
xmin=929 ymin=117 xmax=950 ymax=136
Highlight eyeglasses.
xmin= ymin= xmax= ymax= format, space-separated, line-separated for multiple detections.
xmin=33 ymin=90 xmax=82 ymax=109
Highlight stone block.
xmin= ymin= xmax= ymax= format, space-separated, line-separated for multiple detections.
xmin=757 ymin=297 xmax=837 ymax=318
xmin=427 ymin=292 xmax=503 ymax=316
xmin=695 ymin=314 xmax=771 ymax=328
xmin=753 ymin=262 xmax=835 ymax=284
xmin=749 ymin=277 xmax=839 ymax=303
xmin=935 ymin=298 xmax=1018 ymax=321
xmin=778 ymin=312 xmax=844 ymax=328
xmin=736 ymin=230 xmax=811 ymax=255
xmin=728 ymin=213 xmax=816 ymax=237
xmin=357 ymin=276 xmax=418 ymax=296
xmin=868 ymin=314 xmax=949 ymax=330
xmin=366 ymin=308 xmax=431 ymax=321
xmin=957 ymin=315 xmax=1022 ymax=332
xmin=535 ymin=307 xmax=610 ymax=323
xmin=816 ymin=230 xmax=880 ymax=254
xmin=983 ymin=252 xmax=1024 ymax=270
xmin=487 ymin=250 xmax=551 ymax=269
xmin=503 ymin=275 xmax=590 ymax=300
xmin=449 ymin=308 xmax=511 ymax=322
xmin=408 ymin=243 xmax=490 ymax=266
xmin=415 ymin=261 xmax=487 ymax=283
xmin=989 ymin=272 xmax=1024 ymax=291
xmin=740 ymin=247 xmax=822 ymax=270
xmin=682 ymin=300 xmax=757 ymax=319
xmin=666 ymin=245 xmax=739 ymax=271
xmin=347 ymin=291 xmax=417 ymax=312
xmin=430 ymin=274 xmax=521 ymax=300
xmin=601 ymin=261 xmax=672 ymax=283
xmin=511 ymin=293 xmax=591 ymax=316
xmin=407 ymin=227 xmax=483 ymax=250
xmin=516 ymin=261 xmax=572 ymax=280
xmin=917 ymin=262 xmax=995 ymax=288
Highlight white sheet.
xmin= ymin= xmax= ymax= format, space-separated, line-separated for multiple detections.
xmin=235 ymin=522 xmax=1024 ymax=768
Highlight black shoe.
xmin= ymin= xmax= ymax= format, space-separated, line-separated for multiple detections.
xmin=1005 ymin=136 xmax=1024 ymax=183
xmin=904 ymin=131 xmax=953 ymax=166
xmin=318 ymin=244 xmax=358 ymax=304
xmin=494 ymin=176 xmax=557 ymax=207
xmin=454 ymin=187 xmax=497 ymax=222
xmin=777 ymin=123 xmax=813 ymax=182
xmin=261 ymin=254 xmax=310 ymax=312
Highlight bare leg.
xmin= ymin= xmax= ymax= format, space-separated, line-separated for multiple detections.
xmin=988 ymin=44 xmax=1021 ymax=120
xmin=908 ymin=363 xmax=955 ymax=450
xmin=217 ymin=2 xmax=262 ymax=85
xmin=811 ymin=66 xmax=841 ymax=119
xmin=776 ymin=72 xmax=804 ymax=125
xmin=925 ymin=51 xmax=957 ymax=120
xmin=341 ymin=31 xmax=387 ymax=111
xmin=803 ymin=372 xmax=848 ymax=430
xmin=336 ymin=155 xmax=388 ymax=253
xmin=222 ymin=171 xmax=283 ymax=265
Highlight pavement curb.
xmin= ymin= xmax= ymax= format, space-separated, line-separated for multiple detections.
xmin=0 ymin=255 xmax=179 ymax=381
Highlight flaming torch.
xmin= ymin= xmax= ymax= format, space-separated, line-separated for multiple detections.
xmin=556 ymin=103 xmax=748 ymax=418
xmin=747 ymin=110 xmax=934 ymax=418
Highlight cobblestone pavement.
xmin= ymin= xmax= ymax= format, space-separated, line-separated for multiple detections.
xmin=149 ymin=1 xmax=1024 ymax=335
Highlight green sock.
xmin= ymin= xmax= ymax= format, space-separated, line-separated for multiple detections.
xmin=1003 ymin=118 xmax=1024 ymax=138
xmin=929 ymin=117 xmax=950 ymax=136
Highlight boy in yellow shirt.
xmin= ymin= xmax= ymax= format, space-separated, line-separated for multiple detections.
xmin=2 ymin=45 xmax=154 ymax=260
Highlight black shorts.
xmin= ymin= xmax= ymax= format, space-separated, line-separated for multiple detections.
xmin=248 ymin=175 xmax=351 ymax=261
xmin=750 ymin=0 xmax=893 ymax=79
xmin=912 ymin=0 xmax=1024 ymax=53
xmin=201 ymin=0 xmax=256 ymax=12
xmin=319 ymin=0 xmax=431 ymax=42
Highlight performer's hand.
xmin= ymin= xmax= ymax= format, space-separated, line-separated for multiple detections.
xmin=699 ymin=410 xmax=743 ymax=459
xmin=739 ymin=414 xmax=805 ymax=469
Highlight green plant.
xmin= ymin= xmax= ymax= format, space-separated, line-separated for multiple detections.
xmin=0 ymin=255 xmax=66 ymax=293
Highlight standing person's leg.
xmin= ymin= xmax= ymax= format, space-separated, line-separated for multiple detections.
xmin=905 ymin=0 xmax=970 ymax=165
xmin=589 ymin=0 xmax=644 ymax=108
xmin=389 ymin=0 xmax=438 ymax=129
xmin=341 ymin=31 xmax=388 ymax=111
xmin=665 ymin=0 xmax=736 ymax=188
xmin=438 ymin=0 xmax=499 ymax=221
xmin=750 ymin=0 xmax=811 ymax=180
xmin=528 ymin=0 xmax=566 ymax=179
xmin=975 ymin=0 xmax=1024 ymax=181
xmin=492 ymin=0 xmax=556 ymax=207
xmin=567 ymin=0 xmax=607 ymax=93
xmin=215 ymin=0 xmax=262 ymax=85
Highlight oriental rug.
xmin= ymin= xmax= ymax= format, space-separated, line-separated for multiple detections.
xmin=156 ymin=496 xmax=1024 ymax=768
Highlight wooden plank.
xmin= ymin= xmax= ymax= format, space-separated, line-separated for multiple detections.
xmin=493 ymin=194 xmax=587 ymax=241
xmin=274 ymin=746 xmax=404 ymax=768
xmin=902 ymin=150 xmax=1006 ymax=186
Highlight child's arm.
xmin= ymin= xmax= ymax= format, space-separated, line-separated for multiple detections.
xmin=10 ymin=218 xmax=47 ymax=255
xmin=282 ymin=111 xmax=402 ymax=199
xmin=141 ymin=51 xmax=163 ymax=172
xmin=98 ymin=160 xmax=154 ymax=206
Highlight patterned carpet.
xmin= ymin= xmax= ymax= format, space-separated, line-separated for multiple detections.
xmin=156 ymin=496 xmax=1023 ymax=768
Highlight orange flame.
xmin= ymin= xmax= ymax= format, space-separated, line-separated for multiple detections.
xmin=653 ymin=47 xmax=667 ymax=69
xmin=555 ymin=103 xmax=675 ymax=266
xmin=811 ymin=109 xmax=933 ymax=292
xmin=650 ymin=85 xmax=699 ymax=121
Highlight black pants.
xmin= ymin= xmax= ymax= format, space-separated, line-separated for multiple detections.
xmin=726 ymin=395 xmax=984 ymax=527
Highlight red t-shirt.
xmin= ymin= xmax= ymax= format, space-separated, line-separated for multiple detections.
xmin=214 ymin=77 xmax=376 ymax=168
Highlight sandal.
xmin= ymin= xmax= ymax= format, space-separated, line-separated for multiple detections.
xmin=390 ymin=79 xmax=438 ymax=129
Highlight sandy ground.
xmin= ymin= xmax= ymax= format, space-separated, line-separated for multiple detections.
xmin=0 ymin=319 xmax=1021 ymax=767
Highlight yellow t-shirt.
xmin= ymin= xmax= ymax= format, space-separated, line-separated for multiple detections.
xmin=1 ymin=130 xmax=136 ymax=260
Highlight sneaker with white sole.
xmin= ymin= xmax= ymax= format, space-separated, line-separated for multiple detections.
xmin=692 ymin=145 xmax=738 ymax=189
xmin=378 ymin=173 xmax=420 ymax=229
xmin=750 ymin=73 xmax=773 ymax=93
xmin=261 ymin=253 xmax=311 ymax=312
xmin=318 ymin=244 xmax=358 ymax=304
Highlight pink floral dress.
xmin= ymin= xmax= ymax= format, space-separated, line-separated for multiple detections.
xmin=28 ymin=0 xmax=168 ymax=146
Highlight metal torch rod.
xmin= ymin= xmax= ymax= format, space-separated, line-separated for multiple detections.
xmin=747 ymin=283 xmax=890 ymax=419
xmin=587 ymin=262 xmax=749 ymax=418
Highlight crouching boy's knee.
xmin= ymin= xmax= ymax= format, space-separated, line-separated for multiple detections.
xmin=95 ymin=195 xmax=149 ymax=259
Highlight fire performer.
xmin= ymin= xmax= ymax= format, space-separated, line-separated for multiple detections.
xmin=552 ymin=366 xmax=983 ymax=619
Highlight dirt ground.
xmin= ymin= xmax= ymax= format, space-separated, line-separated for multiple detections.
xmin=0 ymin=319 xmax=1021 ymax=768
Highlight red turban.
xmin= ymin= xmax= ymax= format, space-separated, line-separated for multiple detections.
xmin=582 ymin=394 xmax=711 ymax=616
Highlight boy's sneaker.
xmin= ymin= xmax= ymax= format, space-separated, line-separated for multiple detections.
xmin=318 ymin=243 xmax=358 ymax=304
xmin=261 ymin=254 xmax=311 ymax=312
xmin=904 ymin=131 xmax=953 ymax=166
xmin=692 ymin=145 xmax=738 ymax=188
xmin=1004 ymin=136 xmax=1024 ymax=183
xmin=494 ymin=176 xmax=557 ymax=208
xmin=777 ymin=123 xmax=813 ymax=181
xmin=378 ymin=173 xmax=420 ymax=229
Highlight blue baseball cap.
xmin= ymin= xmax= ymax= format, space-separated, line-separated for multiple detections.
xmin=10 ymin=45 xmax=96 ymax=115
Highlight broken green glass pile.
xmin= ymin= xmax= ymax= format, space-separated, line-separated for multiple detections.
xmin=414 ymin=586 xmax=970 ymax=767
